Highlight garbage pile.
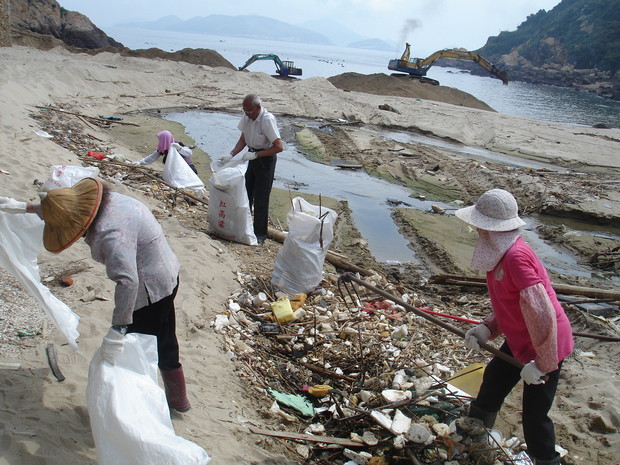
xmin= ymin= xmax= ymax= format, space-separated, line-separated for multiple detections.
xmin=213 ymin=271 xmax=535 ymax=465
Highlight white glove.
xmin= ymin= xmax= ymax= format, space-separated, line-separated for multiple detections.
xmin=101 ymin=327 xmax=125 ymax=365
xmin=242 ymin=151 xmax=258 ymax=161
xmin=127 ymin=160 xmax=141 ymax=166
xmin=464 ymin=324 xmax=491 ymax=351
xmin=520 ymin=360 xmax=546 ymax=385
xmin=218 ymin=153 xmax=233 ymax=165
xmin=0 ymin=196 xmax=27 ymax=214
xmin=171 ymin=142 xmax=182 ymax=150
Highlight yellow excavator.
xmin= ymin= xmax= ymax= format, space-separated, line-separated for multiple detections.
xmin=388 ymin=43 xmax=508 ymax=85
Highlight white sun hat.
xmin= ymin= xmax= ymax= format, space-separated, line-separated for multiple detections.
xmin=455 ymin=188 xmax=526 ymax=232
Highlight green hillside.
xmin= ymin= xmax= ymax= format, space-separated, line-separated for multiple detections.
xmin=478 ymin=0 xmax=620 ymax=73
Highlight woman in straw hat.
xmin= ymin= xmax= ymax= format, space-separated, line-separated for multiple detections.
xmin=130 ymin=129 xmax=197 ymax=174
xmin=0 ymin=178 xmax=191 ymax=412
xmin=454 ymin=188 xmax=573 ymax=465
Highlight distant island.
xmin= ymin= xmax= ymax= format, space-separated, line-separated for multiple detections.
xmin=117 ymin=14 xmax=395 ymax=51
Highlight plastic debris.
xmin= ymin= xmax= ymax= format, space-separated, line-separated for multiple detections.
xmin=267 ymin=388 xmax=315 ymax=417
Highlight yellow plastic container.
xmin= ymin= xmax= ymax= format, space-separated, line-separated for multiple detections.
xmin=271 ymin=297 xmax=294 ymax=323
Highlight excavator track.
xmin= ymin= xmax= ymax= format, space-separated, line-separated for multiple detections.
xmin=391 ymin=73 xmax=440 ymax=86
xmin=418 ymin=76 xmax=440 ymax=86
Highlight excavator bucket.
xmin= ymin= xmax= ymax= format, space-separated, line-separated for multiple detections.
xmin=497 ymin=69 xmax=509 ymax=85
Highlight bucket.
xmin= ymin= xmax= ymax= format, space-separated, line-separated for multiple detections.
xmin=271 ymin=297 xmax=294 ymax=323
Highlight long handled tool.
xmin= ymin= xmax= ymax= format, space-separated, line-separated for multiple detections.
xmin=337 ymin=272 xmax=526 ymax=370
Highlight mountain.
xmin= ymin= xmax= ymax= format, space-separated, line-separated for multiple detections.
xmin=299 ymin=18 xmax=396 ymax=51
xmin=298 ymin=18 xmax=366 ymax=46
xmin=118 ymin=14 xmax=332 ymax=45
xmin=475 ymin=0 xmax=619 ymax=100
xmin=119 ymin=15 xmax=184 ymax=30
xmin=347 ymin=39 xmax=393 ymax=52
xmin=9 ymin=0 xmax=123 ymax=49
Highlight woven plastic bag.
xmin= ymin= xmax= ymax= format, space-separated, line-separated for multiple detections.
xmin=0 ymin=212 xmax=80 ymax=349
xmin=207 ymin=158 xmax=257 ymax=245
xmin=87 ymin=333 xmax=210 ymax=465
xmin=162 ymin=145 xmax=204 ymax=191
xmin=43 ymin=165 xmax=100 ymax=190
xmin=272 ymin=197 xmax=338 ymax=295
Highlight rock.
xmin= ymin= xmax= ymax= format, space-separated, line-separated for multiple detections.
xmin=11 ymin=0 xmax=123 ymax=49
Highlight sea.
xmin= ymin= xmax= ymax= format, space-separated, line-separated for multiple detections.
xmin=105 ymin=27 xmax=619 ymax=275
xmin=106 ymin=26 xmax=620 ymax=129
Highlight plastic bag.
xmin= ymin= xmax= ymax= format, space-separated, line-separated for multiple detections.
xmin=43 ymin=165 xmax=100 ymax=190
xmin=87 ymin=333 xmax=210 ymax=465
xmin=272 ymin=197 xmax=338 ymax=295
xmin=207 ymin=157 xmax=257 ymax=245
xmin=0 ymin=212 xmax=80 ymax=349
xmin=162 ymin=145 xmax=204 ymax=191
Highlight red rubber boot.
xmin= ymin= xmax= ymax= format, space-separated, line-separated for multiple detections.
xmin=160 ymin=365 xmax=191 ymax=412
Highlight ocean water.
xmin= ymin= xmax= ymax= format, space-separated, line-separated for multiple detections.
xmin=103 ymin=26 xmax=617 ymax=272
xmin=107 ymin=26 xmax=620 ymax=128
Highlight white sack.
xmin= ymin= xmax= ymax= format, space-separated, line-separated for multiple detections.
xmin=272 ymin=197 xmax=338 ymax=295
xmin=87 ymin=333 xmax=210 ymax=465
xmin=207 ymin=158 xmax=257 ymax=245
xmin=0 ymin=213 xmax=80 ymax=349
xmin=43 ymin=165 xmax=100 ymax=190
xmin=163 ymin=145 xmax=205 ymax=190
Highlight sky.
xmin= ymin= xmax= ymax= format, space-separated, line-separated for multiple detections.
xmin=58 ymin=0 xmax=563 ymax=55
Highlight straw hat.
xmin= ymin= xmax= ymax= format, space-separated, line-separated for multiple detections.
xmin=41 ymin=177 xmax=103 ymax=253
xmin=455 ymin=188 xmax=526 ymax=232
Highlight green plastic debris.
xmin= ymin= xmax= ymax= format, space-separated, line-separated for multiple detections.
xmin=16 ymin=329 xmax=40 ymax=338
xmin=268 ymin=388 xmax=315 ymax=417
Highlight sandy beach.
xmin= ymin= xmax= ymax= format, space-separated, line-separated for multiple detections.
xmin=1 ymin=43 xmax=619 ymax=465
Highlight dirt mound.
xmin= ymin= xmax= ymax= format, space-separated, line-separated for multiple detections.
xmin=11 ymin=29 xmax=236 ymax=70
xmin=120 ymin=47 xmax=236 ymax=69
xmin=328 ymin=72 xmax=495 ymax=111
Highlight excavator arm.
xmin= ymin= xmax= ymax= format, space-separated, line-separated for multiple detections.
xmin=388 ymin=45 xmax=508 ymax=85
xmin=238 ymin=54 xmax=302 ymax=77
xmin=416 ymin=49 xmax=508 ymax=84
xmin=239 ymin=54 xmax=282 ymax=71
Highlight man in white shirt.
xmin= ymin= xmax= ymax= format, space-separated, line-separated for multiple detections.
xmin=225 ymin=94 xmax=283 ymax=244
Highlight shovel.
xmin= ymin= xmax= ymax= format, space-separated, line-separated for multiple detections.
xmin=446 ymin=363 xmax=486 ymax=397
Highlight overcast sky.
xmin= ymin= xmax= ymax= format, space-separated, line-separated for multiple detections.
xmin=58 ymin=0 xmax=563 ymax=54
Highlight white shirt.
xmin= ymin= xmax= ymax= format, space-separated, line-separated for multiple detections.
xmin=237 ymin=107 xmax=281 ymax=150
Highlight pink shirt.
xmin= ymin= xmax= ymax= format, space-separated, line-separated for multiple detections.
xmin=485 ymin=238 xmax=573 ymax=370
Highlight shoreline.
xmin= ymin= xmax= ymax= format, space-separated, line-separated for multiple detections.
xmin=1 ymin=44 xmax=619 ymax=465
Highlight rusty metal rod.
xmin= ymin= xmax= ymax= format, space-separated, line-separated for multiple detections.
xmin=338 ymin=272 xmax=525 ymax=370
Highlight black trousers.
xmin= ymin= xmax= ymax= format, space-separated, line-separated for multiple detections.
xmin=472 ymin=342 xmax=562 ymax=461
xmin=245 ymin=155 xmax=277 ymax=240
xmin=127 ymin=279 xmax=181 ymax=371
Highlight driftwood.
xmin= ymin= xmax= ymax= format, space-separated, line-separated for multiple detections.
xmin=430 ymin=274 xmax=620 ymax=301
xmin=249 ymin=427 xmax=361 ymax=447
xmin=86 ymin=158 xmax=370 ymax=277
xmin=339 ymin=273 xmax=528 ymax=370
xmin=572 ymin=331 xmax=620 ymax=342
xmin=34 ymin=105 xmax=140 ymax=126
xmin=83 ymin=158 xmax=209 ymax=206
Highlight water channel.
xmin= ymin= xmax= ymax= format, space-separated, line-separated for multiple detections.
xmin=167 ymin=110 xmax=617 ymax=280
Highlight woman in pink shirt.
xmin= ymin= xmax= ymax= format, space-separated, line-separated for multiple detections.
xmin=455 ymin=189 xmax=573 ymax=465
